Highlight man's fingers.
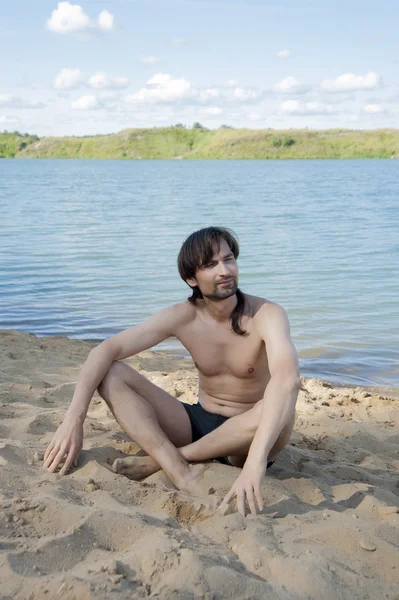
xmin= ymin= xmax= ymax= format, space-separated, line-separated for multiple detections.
xmin=73 ymin=453 xmax=80 ymax=468
xmin=237 ymin=489 xmax=246 ymax=517
xmin=43 ymin=445 xmax=59 ymax=469
xmin=59 ymin=450 xmax=76 ymax=476
xmin=254 ymin=486 xmax=263 ymax=512
xmin=246 ymin=487 xmax=257 ymax=516
xmin=222 ymin=486 xmax=236 ymax=507
xmin=43 ymin=443 xmax=54 ymax=463
xmin=47 ymin=447 xmax=67 ymax=473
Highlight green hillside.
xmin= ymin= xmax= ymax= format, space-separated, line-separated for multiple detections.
xmin=2 ymin=127 xmax=399 ymax=159
xmin=0 ymin=131 xmax=39 ymax=158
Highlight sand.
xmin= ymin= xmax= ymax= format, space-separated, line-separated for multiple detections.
xmin=0 ymin=329 xmax=398 ymax=600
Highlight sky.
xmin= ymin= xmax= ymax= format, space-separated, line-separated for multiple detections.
xmin=1 ymin=0 xmax=398 ymax=136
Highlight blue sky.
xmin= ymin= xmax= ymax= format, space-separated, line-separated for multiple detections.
xmin=1 ymin=0 xmax=398 ymax=135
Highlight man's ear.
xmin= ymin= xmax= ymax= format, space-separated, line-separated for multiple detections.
xmin=186 ymin=277 xmax=197 ymax=288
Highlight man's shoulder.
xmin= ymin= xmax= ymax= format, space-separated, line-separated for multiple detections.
xmin=244 ymin=295 xmax=288 ymax=323
xmin=162 ymin=300 xmax=196 ymax=325
xmin=244 ymin=294 xmax=279 ymax=315
xmin=248 ymin=297 xmax=292 ymax=344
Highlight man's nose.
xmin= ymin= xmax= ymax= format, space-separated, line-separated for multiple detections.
xmin=217 ymin=261 xmax=230 ymax=276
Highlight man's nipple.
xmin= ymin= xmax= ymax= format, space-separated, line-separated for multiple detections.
xmin=248 ymin=366 xmax=254 ymax=374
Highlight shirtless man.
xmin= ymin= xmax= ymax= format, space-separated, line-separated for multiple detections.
xmin=44 ymin=227 xmax=300 ymax=517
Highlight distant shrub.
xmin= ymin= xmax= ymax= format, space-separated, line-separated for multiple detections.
xmin=175 ymin=123 xmax=186 ymax=128
xmin=272 ymin=135 xmax=295 ymax=148
xmin=192 ymin=122 xmax=206 ymax=130
xmin=282 ymin=135 xmax=295 ymax=147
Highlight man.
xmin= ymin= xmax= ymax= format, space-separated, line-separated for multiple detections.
xmin=44 ymin=227 xmax=300 ymax=517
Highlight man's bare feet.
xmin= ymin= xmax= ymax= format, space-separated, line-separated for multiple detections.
xmin=112 ymin=456 xmax=210 ymax=497
xmin=174 ymin=463 xmax=210 ymax=496
xmin=112 ymin=455 xmax=159 ymax=480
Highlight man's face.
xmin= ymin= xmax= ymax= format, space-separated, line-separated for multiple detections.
xmin=188 ymin=239 xmax=238 ymax=301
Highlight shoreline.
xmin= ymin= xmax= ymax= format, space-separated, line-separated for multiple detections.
xmin=0 ymin=328 xmax=398 ymax=597
xmin=5 ymin=156 xmax=398 ymax=160
xmin=5 ymin=329 xmax=398 ymax=399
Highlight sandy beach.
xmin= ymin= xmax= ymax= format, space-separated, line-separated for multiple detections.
xmin=0 ymin=329 xmax=398 ymax=599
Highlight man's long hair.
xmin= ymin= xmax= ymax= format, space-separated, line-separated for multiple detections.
xmin=177 ymin=226 xmax=247 ymax=335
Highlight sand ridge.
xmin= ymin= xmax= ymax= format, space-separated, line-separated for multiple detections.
xmin=0 ymin=330 xmax=398 ymax=599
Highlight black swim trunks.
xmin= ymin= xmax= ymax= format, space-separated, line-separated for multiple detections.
xmin=182 ymin=401 xmax=275 ymax=469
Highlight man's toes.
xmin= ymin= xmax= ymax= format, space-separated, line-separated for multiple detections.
xmin=112 ymin=458 xmax=125 ymax=473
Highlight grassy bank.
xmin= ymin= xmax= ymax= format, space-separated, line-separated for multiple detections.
xmin=1 ymin=127 xmax=398 ymax=159
xmin=0 ymin=131 xmax=39 ymax=158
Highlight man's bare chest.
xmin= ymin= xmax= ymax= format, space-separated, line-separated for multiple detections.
xmin=177 ymin=319 xmax=268 ymax=379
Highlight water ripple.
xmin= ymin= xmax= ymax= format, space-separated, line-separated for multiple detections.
xmin=1 ymin=158 xmax=398 ymax=389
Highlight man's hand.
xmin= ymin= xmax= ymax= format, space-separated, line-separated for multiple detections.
xmin=220 ymin=462 xmax=266 ymax=517
xmin=43 ymin=416 xmax=83 ymax=475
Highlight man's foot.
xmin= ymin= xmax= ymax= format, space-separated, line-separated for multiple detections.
xmin=113 ymin=456 xmax=211 ymax=497
xmin=112 ymin=455 xmax=160 ymax=480
xmin=174 ymin=463 xmax=211 ymax=496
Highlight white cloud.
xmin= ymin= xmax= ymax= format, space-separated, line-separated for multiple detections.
xmin=140 ymin=56 xmax=161 ymax=65
xmin=97 ymin=10 xmax=114 ymax=32
xmin=319 ymin=93 xmax=355 ymax=105
xmin=227 ymin=79 xmax=238 ymax=87
xmin=363 ymin=104 xmax=382 ymax=113
xmin=273 ymin=76 xmax=310 ymax=94
xmin=54 ymin=69 xmax=128 ymax=91
xmin=88 ymin=73 xmax=107 ymax=88
xmin=0 ymin=115 xmax=19 ymax=125
xmin=203 ymin=107 xmax=223 ymax=115
xmin=46 ymin=2 xmax=114 ymax=35
xmin=71 ymin=95 xmax=98 ymax=110
xmin=99 ymin=91 xmax=120 ymax=101
xmin=47 ymin=2 xmax=91 ymax=34
xmin=54 ymin=68 xmax=83 ymax=90
xmin=281 ymin=100 xmax=334 ymax=115
xmin=88 ymin=72 xmax=129 ymax=89
xmin=233 ymin=87 xmax=262 ymax=102
xmin=125 ymin=73 xmax=193 ymax=104
xmin=0 ymin=94 xmax=45 ymax=109
xmin=122 ymin=76 xmax=264 ymax=110
xmin=199 ymin=88 xmax=220 ymax=101
xmin=321 ymin=71 xmax=382 ymax=93
xmin=276 ymin=49 xmax=291 ymax=58
xmin=0 ymin=94 xmax=12 ymax=105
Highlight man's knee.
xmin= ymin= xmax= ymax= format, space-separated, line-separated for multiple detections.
xmin=227 ymin=455 xmax=247 ymax=468
xmin=97 ymin=361 xmax=126 ymax=399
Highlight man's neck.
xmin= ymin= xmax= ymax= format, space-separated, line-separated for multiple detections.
xmin=202 ymin=294 xmax=237 ymax=322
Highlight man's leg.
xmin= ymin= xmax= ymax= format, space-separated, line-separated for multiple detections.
xmin=224 ymin=412 xmax=295 ymax=468
xmin=101 ymin=363 xmax=295 ymax=478
xmin=176 ymin=406 xmax=294 ymax=467
xmin=116 ymin=406 xmax=294 ymax=475
xmin=97 ymin=361 xmax=210 ymax=494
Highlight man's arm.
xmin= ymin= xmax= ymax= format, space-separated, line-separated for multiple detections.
xmin=43 ymin=303 xmax=190 ymax=473
xmin=246 ymin=302 xmax=300 ymax=469
xmin=65 ymin=303 xmax=189 ymax=423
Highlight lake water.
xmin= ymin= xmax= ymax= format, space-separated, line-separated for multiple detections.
xmin=1 ymin=158 xmax=398 ymax=391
